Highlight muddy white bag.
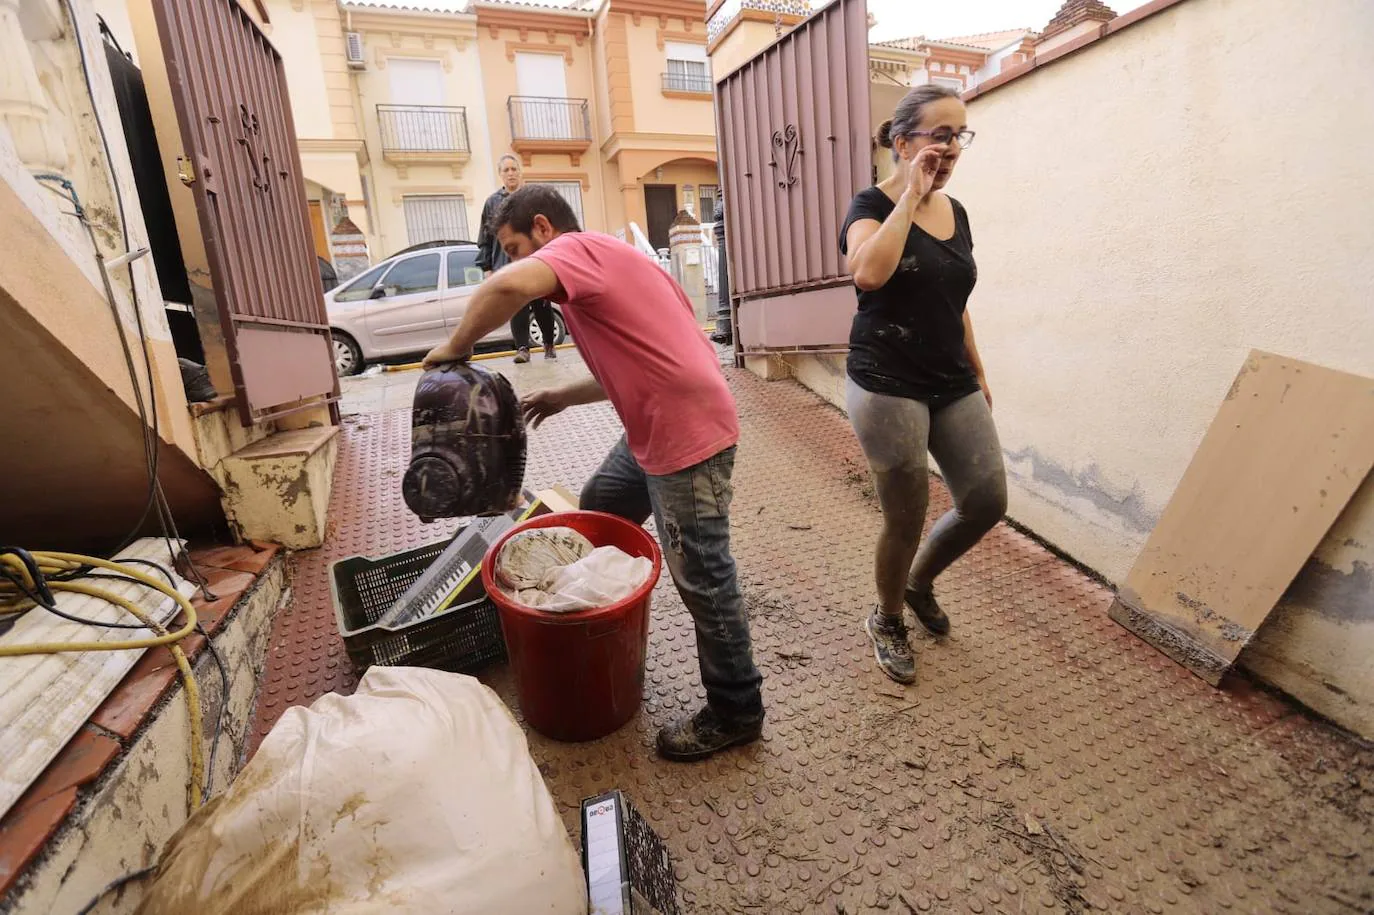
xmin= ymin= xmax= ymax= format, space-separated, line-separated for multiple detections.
xmin=136 ymin=668 xmax=587 ymax=915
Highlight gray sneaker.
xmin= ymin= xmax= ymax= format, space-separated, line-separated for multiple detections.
xmin=865 ymin=611 xmax=916 ymax=684
xmin=905 ymin=586 xmax=950 ymax=637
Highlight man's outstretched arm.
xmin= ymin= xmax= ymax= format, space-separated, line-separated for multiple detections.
xmin=424 ymin=258 xmax=562 ymax=367
xmin=522 ymin=375 xmax=606 ymax=430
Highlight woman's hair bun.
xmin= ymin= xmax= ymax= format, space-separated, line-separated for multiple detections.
xmin=877 ymin=119 xmax=894 ymax=149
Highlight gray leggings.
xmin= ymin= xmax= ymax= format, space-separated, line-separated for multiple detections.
xmin=846 ymin=380 xmax=1008 ymax=619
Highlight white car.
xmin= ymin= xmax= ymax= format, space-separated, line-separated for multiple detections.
xmin=325 ymin=241 xmax=567 ymax=376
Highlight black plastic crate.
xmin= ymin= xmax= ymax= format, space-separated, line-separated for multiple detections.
xmin=330 ymin=530 xmax=505 ymax=673
xmin=582 ymin=790 xmax=680 ymax=915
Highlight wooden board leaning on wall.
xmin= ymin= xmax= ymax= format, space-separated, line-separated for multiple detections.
xmin=1109 ymin=350 xmax=1374 ymax=685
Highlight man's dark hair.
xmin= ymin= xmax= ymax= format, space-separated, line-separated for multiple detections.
xmin=492 ymin=185 xmax=582 ymax=236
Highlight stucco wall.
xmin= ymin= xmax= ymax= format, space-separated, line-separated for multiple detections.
xmin=708 ymin=19 xmax=779 ymax=79
xmin=776 ymin=0 xmax=1374 ymax=733
xmin=625 ymin=17 xmax=714 ymax=138
xmin=951 ymin=0 xmax=1373 ymax=581
xmin=353 ymin=13 xmax=496 ymax=254
xmin=3 ymin=0 xmax=195 ymax=456
xmin=475 ymin=20 xmax=606 ymax=233
xmin=263 ymin=1 xmax=333 ymax=140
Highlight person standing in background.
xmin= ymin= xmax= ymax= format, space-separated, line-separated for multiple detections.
xmin=710 ymin=192 xmax=732 ymax=346
xmin=477 ymin=154 xmax=559 ymax=362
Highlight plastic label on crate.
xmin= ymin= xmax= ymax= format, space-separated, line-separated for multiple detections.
xmin=583 ymin=793 xmax=629 ymax=915
xmin=581 ymin=791 xmax=679 ymax=915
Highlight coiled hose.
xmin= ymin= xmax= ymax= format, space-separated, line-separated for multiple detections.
xmin=0 ymin=551 xmax=205 ymax=812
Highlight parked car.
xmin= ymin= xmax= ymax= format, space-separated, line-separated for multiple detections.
xmin=325 ymin=242 xmax=567 ymax=376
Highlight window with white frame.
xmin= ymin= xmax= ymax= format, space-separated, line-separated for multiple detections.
xmin=532 ymin=181 xmax=585 ymax=229
xmin=403 ymin=195 xmax=470 ymax=246
xmin=664 ymin=41 xmax=710 ymax=94
xmin=932 ymin=75 xmax=965 ymax=93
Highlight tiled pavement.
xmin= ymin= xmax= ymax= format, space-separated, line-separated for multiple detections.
xmin=253 ymin=356 xmax=1373 ymax=914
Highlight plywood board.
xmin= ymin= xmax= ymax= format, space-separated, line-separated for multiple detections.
xmin=1110 ymin=351 xmax=1374 ymax=684
xmin=0 ymin=540 xmax=193 ymax=820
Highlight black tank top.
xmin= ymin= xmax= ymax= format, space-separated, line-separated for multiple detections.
xmin=839 ymin=187 xmax=981 ymax=402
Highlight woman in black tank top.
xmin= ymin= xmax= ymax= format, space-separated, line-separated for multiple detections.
xmin=840 ymin=85 xmax=1009 ymax=686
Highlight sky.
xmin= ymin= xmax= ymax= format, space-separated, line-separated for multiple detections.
xmin=862 ymin=0 xmax=1073 ymax=42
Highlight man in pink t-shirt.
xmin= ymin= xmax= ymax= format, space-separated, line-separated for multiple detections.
xmin=424 ymin=185 xmax=764 ymax=761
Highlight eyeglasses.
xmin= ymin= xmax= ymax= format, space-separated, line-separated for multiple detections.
xmin=909 ymin=129 xmax=976 ymax=150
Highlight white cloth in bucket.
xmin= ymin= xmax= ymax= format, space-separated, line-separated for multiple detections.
xmin=513 ymin=545 xmax=654 ymax=613
xmin=134 ymin=668 xmax=586 ymax=915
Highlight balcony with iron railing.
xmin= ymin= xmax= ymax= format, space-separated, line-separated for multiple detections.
xmin=507 ymin=96 xmax=593 ymax=166
xmin=377 ymin=104 xmax=471 ymax=174
xmin=662 ymin=71 xmax=714 ymax=97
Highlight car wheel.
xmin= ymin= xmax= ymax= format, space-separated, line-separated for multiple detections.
xmin=333 ymin=332 xmax=364 ymax=376
xmin=528 ymin=312 xmax=567 ymax=348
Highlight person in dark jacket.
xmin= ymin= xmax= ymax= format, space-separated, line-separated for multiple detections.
xmin=477 ymin=154 xmax=558 ymax=362
xmin=710 ymin=194 xmax=732 ymax=345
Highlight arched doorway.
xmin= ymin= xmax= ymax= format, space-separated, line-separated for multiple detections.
xmin=639 ymin=155 xmax=718 ymax=250
xmin=614 ymin=151 xmax=718 ymax=250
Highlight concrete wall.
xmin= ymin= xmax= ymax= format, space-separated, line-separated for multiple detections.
xmin=4 ymin=561 xmax=287 ymax=915
xmin=776 ymin=0 xmax=1374 ymax=734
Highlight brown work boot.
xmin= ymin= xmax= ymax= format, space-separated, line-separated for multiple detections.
xmin=544 ymin=344 xmax=557 ymax=360
xmin=513 ymin=347 xmax=531 ymax=364
xmin=657 ymin=705 xmax=763 ymax=762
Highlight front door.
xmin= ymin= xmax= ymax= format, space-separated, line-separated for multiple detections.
xmin=644 ymin=185 xmax=677 ymax=252
xmin=308 ymin=201 xmax=331 ymax=260
xmin=364 ymin=251 xmax=446 ymax=356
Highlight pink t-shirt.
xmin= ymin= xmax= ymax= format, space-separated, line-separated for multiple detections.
xmin=530 ymin=232 xmax=739 ymax=476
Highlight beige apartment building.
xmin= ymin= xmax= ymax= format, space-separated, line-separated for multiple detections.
xmin=138 ymin=0 xmax=1115 ymax=279
xmin=212 ymin=0 xmax=725 ymax=275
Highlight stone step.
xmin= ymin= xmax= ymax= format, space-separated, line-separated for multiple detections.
xmin=217 ymin=426 xmax=339 ymax=549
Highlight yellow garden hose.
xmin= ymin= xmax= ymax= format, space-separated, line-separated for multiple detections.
xmin=0 ymin=552 xmax=205 ymax=811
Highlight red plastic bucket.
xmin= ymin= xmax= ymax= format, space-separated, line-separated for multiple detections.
xmin=481 ymin=511 xmax=662 ymax=742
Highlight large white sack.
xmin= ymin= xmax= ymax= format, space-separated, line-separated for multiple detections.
xmin=136 ymin=667 xmax=587 ymax=915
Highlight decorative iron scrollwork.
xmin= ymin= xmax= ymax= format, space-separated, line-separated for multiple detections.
xmin=769 ymin=124 xmax=802 ymax=190
xmin=235 ymin=103 xmax=272 ymax=193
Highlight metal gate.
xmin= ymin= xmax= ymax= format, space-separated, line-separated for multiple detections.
xmin=714 ymin=0 xmax=871 ymax=353
xmin=152 ymin=0 xmax=338 ymax=425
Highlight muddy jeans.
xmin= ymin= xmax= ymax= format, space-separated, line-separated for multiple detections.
xmin=846 ymin=380 xmax=1008 ymax=619
xmin=581 ymin=437 xmax=764 ymax=722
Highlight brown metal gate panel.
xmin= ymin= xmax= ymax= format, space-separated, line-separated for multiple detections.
xmin=715 ymin=0 xmax=872 ymax=301
xmin=152 ymin=0 xmax=338 ymax=425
